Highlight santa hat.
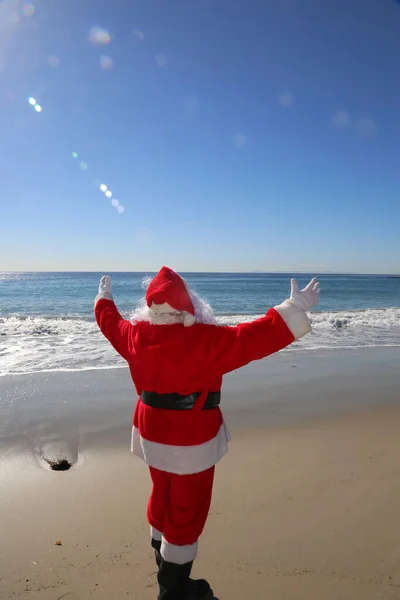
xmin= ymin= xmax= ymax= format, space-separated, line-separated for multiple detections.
xmin=146 ymin=266 xmax=196 ymax=326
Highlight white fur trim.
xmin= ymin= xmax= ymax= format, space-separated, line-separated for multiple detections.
xmin=161 ymin=538 xmax=198 ymax=565
xmin=274 ymin=299 xmax=312 ymax=339
xmin=151 ymin=526 xmax=162 ymax=541
xmin=130 ymin=422 xmax=231 ymax=475
xmin=145 ymin=302 xmax=196 ymax=326
xmin=94 ymin=291 xmax=113 ymax=304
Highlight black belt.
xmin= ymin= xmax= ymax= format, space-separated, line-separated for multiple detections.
xmin=140 ymin=391 xmax=221 ymax=411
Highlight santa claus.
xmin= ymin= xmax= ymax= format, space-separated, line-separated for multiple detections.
xmin=95 ymin=267 xmax=320 ymax=600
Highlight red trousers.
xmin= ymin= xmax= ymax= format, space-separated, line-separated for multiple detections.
xmin=147 ymin=466 xmax=215 ymax=548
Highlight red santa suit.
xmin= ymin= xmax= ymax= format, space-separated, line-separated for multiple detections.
xmin=95 ymin=267 xmax=318 ymax=600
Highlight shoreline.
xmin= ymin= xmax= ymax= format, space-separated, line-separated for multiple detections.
xmin=1 ymin=346 xmax=400 ymax=461
xmin=2 ymin=341 xmax=400 ymax=379
xmin=3 ymin=304 xmax=400 ymax=377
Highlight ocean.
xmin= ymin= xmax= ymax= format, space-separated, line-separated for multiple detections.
xmin=1 ymin=272 xmax=400 ymax=376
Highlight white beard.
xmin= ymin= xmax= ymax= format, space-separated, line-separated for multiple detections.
xmin=130 ymin=280 xmax=217 ymax=327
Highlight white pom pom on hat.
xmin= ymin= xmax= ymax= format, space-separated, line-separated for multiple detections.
xmin=182 ymin=312 xmax=196 ymax=327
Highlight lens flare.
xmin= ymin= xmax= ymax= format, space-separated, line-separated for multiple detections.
xmin=22 ymin=3 xmax=35 ymax=17
xmin=48 ymin=55 xmax=60 ymax=68
xmin=100 ymin=55 xmax=113 ymax=70
xmin=133 ymin=29 xmax=145 ymax=42
xmin=155 ymin=53 xmax=168 ymax=67
xmin=233 ymin=133 xmax=247 ymax=148
xmin=89 ymin=26 xmax=111 ymax=45
xmin=25 ymin=98 xmax=124 ymax=213
xmin=332 ymin=110 xmax=350 ymax=129
xmin=278 ymin=92 xmax=294 ymax=107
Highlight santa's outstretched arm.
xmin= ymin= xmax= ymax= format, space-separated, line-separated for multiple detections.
xmin=274 ymin=277 xmax=320 ymax=338
xmin=94 ymin=276 xmax=132 ymax=360
xmin=205 ymin=277 xmax=320 ymax=376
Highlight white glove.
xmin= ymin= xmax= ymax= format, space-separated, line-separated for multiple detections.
xmin=290 ymin=277 xmax=320 ymax=312
xmin=99 ymin=275 xmax=111 ymax=295
xmin=95 ymin=275 xmax=113 ymax=303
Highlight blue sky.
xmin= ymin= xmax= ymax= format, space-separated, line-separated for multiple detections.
xmin=0 ymin=0 xmax=399 ymax=274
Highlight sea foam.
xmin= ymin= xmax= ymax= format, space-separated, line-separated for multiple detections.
xmin=1 ymin=308 xmax=400 ymax=375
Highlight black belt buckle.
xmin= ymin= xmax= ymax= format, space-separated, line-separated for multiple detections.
xmin=175 ymin=392 xmax=200 ymax=410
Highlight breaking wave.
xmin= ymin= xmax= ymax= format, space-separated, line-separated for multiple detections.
xmin=1 ymin=308 xmax=399 ymax=375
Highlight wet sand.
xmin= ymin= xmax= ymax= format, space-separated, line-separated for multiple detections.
xmin=1 ymin=348 xmax=400 ymax=599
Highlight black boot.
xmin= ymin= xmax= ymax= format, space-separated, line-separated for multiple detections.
xmin=157 ymin=558 xmax=191 ymax=600
xmin=151 ymin=538 xmax=162 ymax=568
xmin=184 ymin=578 xmax=214 ymax=600
xmin=157 ymin=558 xmax=213 ymax=600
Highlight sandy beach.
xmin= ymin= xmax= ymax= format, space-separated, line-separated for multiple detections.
xmin=1 ymin=348 xmax=400 ymax=599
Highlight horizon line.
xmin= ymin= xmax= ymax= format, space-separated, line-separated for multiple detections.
xmin=1 ymin=270 xmax=399 ymax=277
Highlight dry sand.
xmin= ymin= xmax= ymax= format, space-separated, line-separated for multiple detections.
xmin=1 ymin=406 xmax=400 ymax=600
